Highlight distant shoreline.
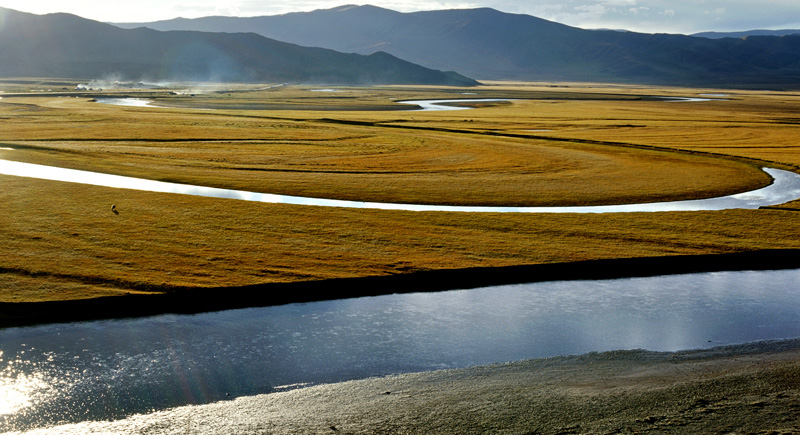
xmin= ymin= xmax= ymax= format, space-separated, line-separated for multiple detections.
xmin=2 ymin=249 xmax=798 ymax=328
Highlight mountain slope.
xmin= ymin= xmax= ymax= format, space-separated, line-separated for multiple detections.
xmin=117 ymin=5 xmax=800 ymax=87
xmin=0 ymin=7 xmax=477 ymax=86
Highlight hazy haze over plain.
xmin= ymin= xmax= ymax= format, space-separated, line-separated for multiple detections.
xmin=0 ymin=0 xmax=798 ymax=34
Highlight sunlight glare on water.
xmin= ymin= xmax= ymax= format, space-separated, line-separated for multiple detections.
xmin=95 ymin=98 xmax=155 ymax=107
xmin=0 ymin=352 xmax=50 ymax=417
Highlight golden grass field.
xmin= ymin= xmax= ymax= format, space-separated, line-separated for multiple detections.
xmin=1 ymin=80 xmax=800 ymax=305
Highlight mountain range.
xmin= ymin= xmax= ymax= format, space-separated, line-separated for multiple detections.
xmin=693 ymin=29 xmax=800 ymax=39
xmin=117 ymin=5 xmax=800 ymax=88
xmin=0 ymin=7 xmax=477 ymax=86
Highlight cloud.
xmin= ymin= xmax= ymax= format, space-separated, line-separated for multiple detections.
xmin=604 ymin=0 xmax=638 ymax=6
xmin=214 ymin=4 xmax=242 ymax=16
xmin=574 ymin=4 xmax=609 ymax=15
xmin=496 ymin=0 xmax=800 ymax=33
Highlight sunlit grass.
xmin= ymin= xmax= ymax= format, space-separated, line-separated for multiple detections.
xmin=0 ymin=90 xmax=773 ymax=206
xmin=1 ymin=82 xmax=799 ymax=304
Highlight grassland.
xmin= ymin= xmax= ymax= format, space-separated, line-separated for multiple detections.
xmin=1 ymin=81 xmax=800 ymax=315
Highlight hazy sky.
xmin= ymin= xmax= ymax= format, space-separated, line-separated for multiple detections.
xmin=1 ymin=1 xmax=799 ymax=34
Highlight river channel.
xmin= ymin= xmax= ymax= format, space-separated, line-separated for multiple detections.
xmin=2 ymin=159 xmax=800 ymax=213
xmin=8 ymin=95 xmax=800 ymax=213
xmin=96 ymin=96 xmax=725 ymax=111
xmin=1 ymin=269 xmax=799 ymax=432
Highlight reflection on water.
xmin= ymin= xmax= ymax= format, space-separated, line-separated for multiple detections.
xmin=95 ymin=96 xmax=727 ymax=111
xmin=400 ymin=96 xmax=726 ymax=110
xmin=94 ymin=98 xmax=155 ymax=107
xmin=0 ymin=356 xmax=50 ymax=417
xmin=1 ymin=269 xmax=799 ymax=432
xmin=399 ymin=98 xmax=513 ymax=111
xmin=94 ymin=96 xmax=509 ymax=111
xmin=1 ymin=159 xmax=799 ymax=213
xmin=658 ymin=96 xmax=725 ymax=102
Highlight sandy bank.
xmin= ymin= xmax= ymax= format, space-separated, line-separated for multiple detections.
xmin=17 ymin=339 xmax=800 ymax=434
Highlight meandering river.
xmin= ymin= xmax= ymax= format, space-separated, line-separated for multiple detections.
xmin=1 ymin=269 xmax=799 ymax=432
xmin=398 ymin=98 xmax=514 ymax=110
xmin=96 ymin=96 xmax=725 ymax=111
xmin=1 ymin=159 xmax=799 ymax=213
xmin=8 ymin=94 xmax=800 ymax=213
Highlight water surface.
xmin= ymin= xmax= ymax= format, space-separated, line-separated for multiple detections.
xmin=94 ymin=98 xmax=156 ymax=107
xmin=659 ymin=96 xmax=726 ymax=102
xmin=1 ymin=269 xmax=799 ymax=431
xmin=1 ymin=159 xmax=798 ymax=213
xmin=399 ymin=98 xmax=513 ymax=111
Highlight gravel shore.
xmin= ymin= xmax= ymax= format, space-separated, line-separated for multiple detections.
xmin=16 ymin=339 xmax=800 ymax=434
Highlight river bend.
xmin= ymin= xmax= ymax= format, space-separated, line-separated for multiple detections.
xmin=1 ymin=159 xmax=799 ymax=213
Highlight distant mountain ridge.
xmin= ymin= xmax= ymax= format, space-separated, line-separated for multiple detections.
xmin=693 ymin=29 xmax=800 ymax=39
xmin=117 ymin=5 xmax=800 ymax=88
xmin=0 ymin=7 xmax=477 ymax=86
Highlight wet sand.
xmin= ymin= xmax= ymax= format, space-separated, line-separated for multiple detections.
xmin=18 ymin=339 xmax=800 ymax=434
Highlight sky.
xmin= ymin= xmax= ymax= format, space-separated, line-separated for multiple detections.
xmin=0 ymin=0 xmax=799 ymax=34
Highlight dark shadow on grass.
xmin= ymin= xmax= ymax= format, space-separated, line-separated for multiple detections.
xmin=2 ymin=249 xmax=799 ymax=328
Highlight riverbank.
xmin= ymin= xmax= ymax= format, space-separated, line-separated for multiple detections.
xmin=2 ymin=249 xmax=799 ymax=328
xmin=15 ymin=339 xmax=800 ymax=434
